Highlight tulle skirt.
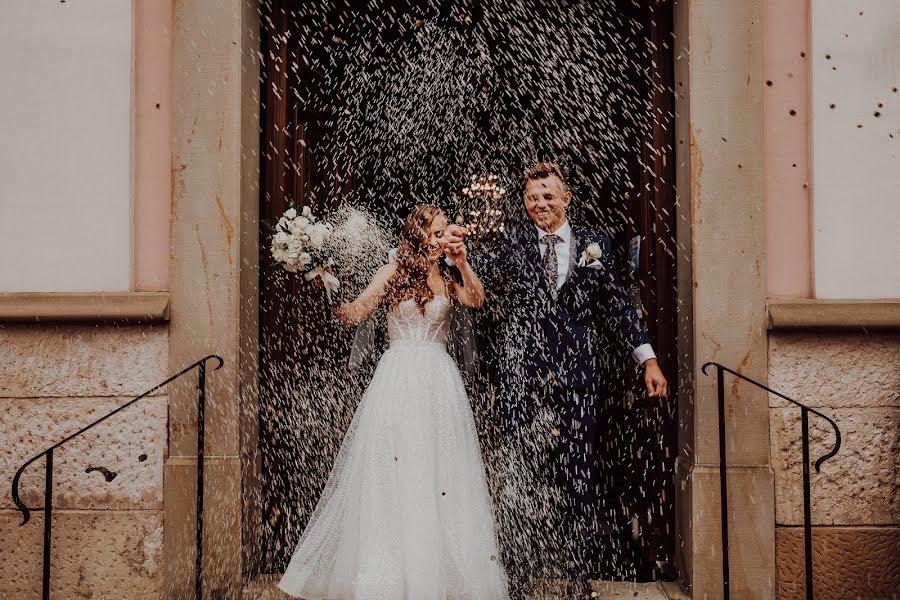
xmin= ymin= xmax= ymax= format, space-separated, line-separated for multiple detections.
xmin=278 ymin=342 xmax=509 ymax=600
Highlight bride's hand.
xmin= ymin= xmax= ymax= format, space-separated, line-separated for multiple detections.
xmin=311 ymin=266 xmax=336 ymax=289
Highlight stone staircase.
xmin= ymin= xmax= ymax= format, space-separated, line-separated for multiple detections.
xmin=242 ymin=575 xmax=684 ymax=599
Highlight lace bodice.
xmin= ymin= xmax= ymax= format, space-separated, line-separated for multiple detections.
xmin=387 ymin=296 xmax=451 ymax=347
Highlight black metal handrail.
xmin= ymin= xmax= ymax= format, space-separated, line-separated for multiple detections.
xmin=702 ymin=361 xmax=841 ymax=600
xmin=11 ymin=354 xmax=223 ymax=600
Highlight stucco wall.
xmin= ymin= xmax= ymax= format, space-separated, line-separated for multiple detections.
xmin=0 ymin=1 xmax=133 ymax=292
xmin=768 ymin=331 xmax=900 ymax=599
xmin=810 ymin=0 xmax=900 ymax=299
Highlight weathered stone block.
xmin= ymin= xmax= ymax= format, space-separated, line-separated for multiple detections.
xmin=0 ymin=510 xmax=163 ymax=600
xmin=768 ymin=332 xmax=900 ymax=408
xmin=770 ymin=407 xmax=899 ymax=525
xmin=1 ymin=397 xmax=166 ymax=510
xmin=776 ymin=526 xmax=900 ymax=600
xmin=678 ymin=462 xmax=776 ymax=598
xmin=0 ymin=323 xmax=168 ymax=397
xmin=163 ymin=459 xmax=242 ymax=600
xmin=241 ymin=577 xmax=294 ymax=600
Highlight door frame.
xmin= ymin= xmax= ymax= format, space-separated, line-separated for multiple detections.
xmin=165 ymin=0 xmax=775 ymax=597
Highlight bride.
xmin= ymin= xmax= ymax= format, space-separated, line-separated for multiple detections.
xmin=278 ymin=204 xmax=509 ymax=600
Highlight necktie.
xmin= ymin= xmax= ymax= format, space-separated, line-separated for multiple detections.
xmin=540 ymin=233 xmax=562 ymax=292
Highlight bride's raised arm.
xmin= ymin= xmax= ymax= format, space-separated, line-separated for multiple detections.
xmin=449 ymin=257 xmax=485 ymax=309
xmin=332 ymin=262 xmax=397 ymax=327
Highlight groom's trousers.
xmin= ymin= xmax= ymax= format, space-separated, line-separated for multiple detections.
xmin=498 ymin=379 xmax=601 ymax=587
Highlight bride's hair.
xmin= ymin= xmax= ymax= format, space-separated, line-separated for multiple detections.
xmin=384 ymin=204 xmax=451 ymax=313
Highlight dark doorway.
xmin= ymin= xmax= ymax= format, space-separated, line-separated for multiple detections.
xmin=256 ymin=0 xmax=677 ymax=581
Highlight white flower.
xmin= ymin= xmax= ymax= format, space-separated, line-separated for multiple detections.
xmin=307 ymin=222 xmax=330 ymax=249
xmin=287 ymin=238 xmax=305 ymax=254
xmin=291 ymin=215 xmax=311 ymax=231
xmin=578 ymin=242 xmax=604 ymax=267
xmin=269 ymin=205 xmax=335 ymax=275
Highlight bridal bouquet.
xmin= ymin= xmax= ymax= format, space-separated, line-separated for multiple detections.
xmin=270 ymin=206 xmax=340 ymax=302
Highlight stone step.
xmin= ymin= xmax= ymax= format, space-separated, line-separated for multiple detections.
xmin=242 ymin=575 xmax=678 ymax=599
xmin=242 ymin=575 xmax=289 ymax=600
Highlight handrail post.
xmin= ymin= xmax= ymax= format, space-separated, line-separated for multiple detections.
xmin=715 ymin=366 xmax=730 ymax=600
xmin=703 ymin=361 xmax=840 ymax=600
xmin=801 ymin=407 xmax=814 ymax=600
xmin=42 ymin=450 xmax=53 ymax=600
xmin=195 ymin=360 xmax=206 ymax=600
xmin=11 ymin=355 xmax=223 ymax=600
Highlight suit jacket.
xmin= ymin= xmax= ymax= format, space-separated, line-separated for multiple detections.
xmin=471 ymin=223 xmax=649 ymax=393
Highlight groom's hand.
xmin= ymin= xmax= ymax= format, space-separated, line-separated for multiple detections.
xmin=643 ymin=358 xmax=668 ymax=398
xmin=443 ymin=224 xmax=469 ymax=264
xmin=445 ymin=224 xmax=468 ymax=246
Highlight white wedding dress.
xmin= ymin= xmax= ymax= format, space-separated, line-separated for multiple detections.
xmin=278 ymin=296 xmax=509 ymax=600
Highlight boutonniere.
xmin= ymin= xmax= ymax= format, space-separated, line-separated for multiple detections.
xmin=577 ymin=242 xmax=604 ymax=268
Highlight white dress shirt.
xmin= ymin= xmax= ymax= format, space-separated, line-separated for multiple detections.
xmin=535 ymin=222 xmax=656 ymax=365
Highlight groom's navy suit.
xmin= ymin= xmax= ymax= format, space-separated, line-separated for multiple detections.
xmin=471 ymin=222 xmax=650 ymax=586
xmin=482 ymin=223 xmax=648 ymax=392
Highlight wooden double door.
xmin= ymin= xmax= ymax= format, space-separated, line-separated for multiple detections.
xmin=256 ymin=0 xmax=677 ymax=581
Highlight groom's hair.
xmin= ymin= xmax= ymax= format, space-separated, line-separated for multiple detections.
xmin=523 ymin=161 xmax=568 ymax=189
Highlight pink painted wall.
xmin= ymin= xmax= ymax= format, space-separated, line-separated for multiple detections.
xmin=133 ymin=0 xmax=173 ymax=291
xmin=763 ymin=0 xmax=812 ymax=298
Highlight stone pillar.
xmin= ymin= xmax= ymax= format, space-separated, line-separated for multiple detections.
xmin=166 ymin=1 xmax=260 ymax=598
xmin=673 ymin=0 xmax=776 ymax=597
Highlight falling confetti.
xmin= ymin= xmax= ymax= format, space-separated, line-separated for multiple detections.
xmin=253 ymin=1 xmax=680 ymax=594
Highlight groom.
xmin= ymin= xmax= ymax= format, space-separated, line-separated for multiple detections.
xmin=445 ymin=162 xmax=667 ymax=598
